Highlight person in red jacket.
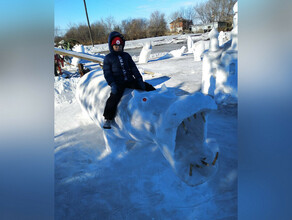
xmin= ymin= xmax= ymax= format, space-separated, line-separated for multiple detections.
xmin=102 ymin=31 xmax=155 ymax=129
xmin=54 ymin=54 xmax=64 ymax=76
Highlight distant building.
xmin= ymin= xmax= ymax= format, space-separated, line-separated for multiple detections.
xmin=170 ymin=18 xmax=193 ymax=33
xmin=191 ymin=21 xmax=232 ymax=33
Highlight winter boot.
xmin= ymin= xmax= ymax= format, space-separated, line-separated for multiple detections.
xmin=103 ymin=120 xmax=112 ymax=129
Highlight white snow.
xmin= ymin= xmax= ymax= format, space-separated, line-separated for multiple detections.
xmin=169 ymin=45 xmax=186 ymax=57
xmin=55 ymin=9 xmax=237 ymax=218
xmin=193 ymin=41 xmax=206 ymax=61
xmin=209 ymin=28 xmax=220 ymax=52
xmin=201 ymin=5 xmax=238 ymax=104
xmin=84 ymin=34 xmax=208 ymax=54
xmin=138 ymin=41 xmax=152 ymax=64
xmin=76 ymin=72 xmax=218 ymax=186
xmin=218 ymin=31 xmax=230 ymax=46
xmin=71 ymin=44 xmax=85 ymax=66
xmin=187 ymin=35 xmax=194 ymax=53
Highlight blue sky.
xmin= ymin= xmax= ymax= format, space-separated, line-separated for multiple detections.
xmin=55 ymin=0 xmax=206 ymax=33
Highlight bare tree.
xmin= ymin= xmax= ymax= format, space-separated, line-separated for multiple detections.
xmin=195 ymin=0 xmax=236 ymax=24
xmin=179 ymin=6 xmax=197 ymax=21
xmin=113 ymin=24 xmax=123 ymax=34
xmin=121 ymin=18 xmax=148 ymax=40
xmin=64 ymin=21 xmax=109 ymax=45
xmin=169 ymin=11 xmax=180 ymax=23
xmin=91 ymin=21 xmax=108 ymax=44
xmin=54 ymin=26 xmax=61 ymax=37
xmin=195 ymin=3 xmax=206 ymax=24
xmin=64 ymin=25 xmax=79 ymax=41
xmin=103 ymin=16 xmax=117 ymax=34
xmin=148 ymin=11 xmax=167 ymax=37
xmin=169 ymin=6 xmax=197 ymax=21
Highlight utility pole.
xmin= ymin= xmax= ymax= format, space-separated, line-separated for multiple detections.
xmin=83 ymin=0 xmax=94 ymax=47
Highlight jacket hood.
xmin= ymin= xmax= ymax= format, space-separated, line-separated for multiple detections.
xmin=108 ymin=31 xmax=125 ymax=53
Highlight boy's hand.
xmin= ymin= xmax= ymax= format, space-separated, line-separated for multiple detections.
xmin=137 ymin=80 xmax=146 ymax=90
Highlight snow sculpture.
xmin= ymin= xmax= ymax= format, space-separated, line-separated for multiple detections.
xmin=76 ymin=70 xmax=219 ymax=186
xmin=218 ymin=31 xmax=224 ymax=46
xmin=71 ymin=44 xmax=85 ymax=67
xmin=138 ymin=42 xmax=152 ymax=64
xmin=201 ymin=28 xmax=222 ymax=97
xmin=169 ymin=46 xmax=186 ymax=58
xmin=231 ymin=2 xmax=238 ymax=51
xmin=214 ymin=1 xmax=238 ymax=103
xmin=187 ymin=36 xmax=194 ymax=53
xmin=193 ymin=41 xmax=205 ymax=61
xmin=201 ymin=1 xmax=238 ymax=104
xmin=209 ymin=28 xmax=219 ymax=52
xmin=218 ymin=31 xmax=230 ymax=46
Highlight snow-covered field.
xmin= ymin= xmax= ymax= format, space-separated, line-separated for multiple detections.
xmin=54 ymin=34 xmax=237 ymax=219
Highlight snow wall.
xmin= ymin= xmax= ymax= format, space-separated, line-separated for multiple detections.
xmin=201 ymin=1 xmax=238 ymax=105
xmin=76 ymin=70 xmax=219 ymax=186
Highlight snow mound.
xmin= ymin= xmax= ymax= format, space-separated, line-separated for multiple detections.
xmin=55 ymin=77 xmax=80 ymax=105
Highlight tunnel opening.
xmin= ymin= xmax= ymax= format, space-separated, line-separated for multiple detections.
xmin=174 ymin=111 xmax=219 ymax=186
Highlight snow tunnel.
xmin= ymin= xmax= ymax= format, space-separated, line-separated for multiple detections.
xmin=173 ymin=111 xmax=219 ymax=186
xmin=76 ymin=70 xmax=219 ymax=186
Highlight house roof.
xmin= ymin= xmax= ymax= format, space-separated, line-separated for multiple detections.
xmin=170 ymin=17 xmax=190 ymax=24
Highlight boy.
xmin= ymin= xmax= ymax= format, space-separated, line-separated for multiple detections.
xmin=102 ymin=31 xmax=155 ymax=129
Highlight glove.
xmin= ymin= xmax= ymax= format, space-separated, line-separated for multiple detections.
xmin=137 ymin=80 xmax=146 ymax=90
xmin=110 ymin=82 xmax=118 ymax=94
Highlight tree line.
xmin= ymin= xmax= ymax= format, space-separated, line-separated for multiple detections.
xmin=54 ymin=11 xmax=168 ymax=46
xmin=54 ymin=0 xmax=236 ymax=46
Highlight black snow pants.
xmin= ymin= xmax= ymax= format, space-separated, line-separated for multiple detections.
xmin=103 ymin=81 xmax=155 ymax=120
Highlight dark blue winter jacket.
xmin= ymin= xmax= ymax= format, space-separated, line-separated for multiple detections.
xmin=103 ymin=31 xmax=143 ymax=86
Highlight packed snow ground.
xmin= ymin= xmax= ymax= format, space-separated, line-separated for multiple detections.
xmin=54 ymin=34 xmax=237 ymax=219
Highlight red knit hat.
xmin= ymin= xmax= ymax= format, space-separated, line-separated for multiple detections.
xmin=111 ymin=37 xmax=123 ymax=46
